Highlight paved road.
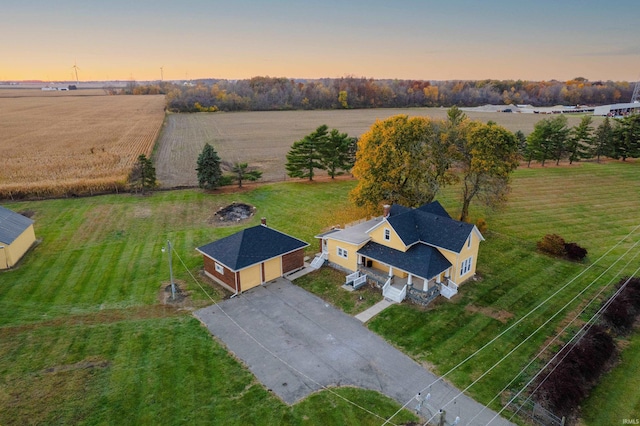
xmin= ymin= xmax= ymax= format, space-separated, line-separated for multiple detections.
xmin=195 ymin=278 xmax=513 ymax=425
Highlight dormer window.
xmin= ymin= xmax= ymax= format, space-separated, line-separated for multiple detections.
xmin=384 ymin=228 xmax=391 ymax=241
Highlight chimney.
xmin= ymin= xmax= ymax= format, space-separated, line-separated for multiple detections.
xmin=261 ymin=217 xmax=267 ymax=226
xmin=383 ymin=204 xmax=391 ymax=218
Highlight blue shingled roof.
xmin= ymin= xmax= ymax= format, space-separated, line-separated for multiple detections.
xmin=357 ymin=241 xmax=452 ymax=280
xmin=386 ymin=201 xmax=475 ymax=253
xmin=197 ymin=225 xmax=309 ymax=271
xmin=0 ymin=206 xmax=34 ymax=245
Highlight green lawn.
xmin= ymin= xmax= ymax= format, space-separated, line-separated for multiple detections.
xmin=1 ymin=161 xmax=639 ymax=424
xmin=0 ymin=181 xmax=417 ymax=426
xmin=369 ymin=160 xmax=640 ymax=420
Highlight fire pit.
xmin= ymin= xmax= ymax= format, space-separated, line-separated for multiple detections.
xmin=213 ymin=203 xmax=256 ymax=222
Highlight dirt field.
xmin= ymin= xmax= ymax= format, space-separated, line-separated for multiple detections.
xmin=0 ymin=90 xmax=166 ymax=198
xmin=154 ymin=108 xmax=599 ymax=187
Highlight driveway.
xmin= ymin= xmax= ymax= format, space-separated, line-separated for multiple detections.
xmin=195 ymin=278 xmax=513 ymax=425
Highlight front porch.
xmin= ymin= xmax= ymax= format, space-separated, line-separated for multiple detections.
xmin=356 ymin=264 xmax=459 ymax=304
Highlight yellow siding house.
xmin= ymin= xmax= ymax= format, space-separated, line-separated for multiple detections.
xmin=314 ymin=202 xmax=483 ymax=303
xmin=0 ymin=206 xmax=36 ymax=270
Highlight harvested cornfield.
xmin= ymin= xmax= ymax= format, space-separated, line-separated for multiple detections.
xmin=0 ymin=90 xmax=165 ymax=199
xmin=154 ymin=108 xmax=597 ymax=187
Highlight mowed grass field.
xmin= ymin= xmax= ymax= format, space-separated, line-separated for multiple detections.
xmin=0 ymin=90 xmax=165 ymax=199
xmin=154 ymin=108 xmax=599 ymax=187
xmin=1 ymin=161 xmax=638 ymax=424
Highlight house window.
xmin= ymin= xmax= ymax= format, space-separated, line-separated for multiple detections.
xmin=337 ymin=247 xmax=348 ymax=259
xmin=215 ymin=262 xmax=224 ymax=274
xmin=467 ymin=234 xmax=472 ymax=248
xmin=384 ymin=228 xmax=391 ymax=241
xmin=460 ymin=257 xmax=473 ymax=276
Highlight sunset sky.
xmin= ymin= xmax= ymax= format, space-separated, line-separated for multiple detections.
xmin=2 ymin=0 xmax=639 ymax=82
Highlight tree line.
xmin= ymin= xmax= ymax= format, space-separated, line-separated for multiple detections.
xmin=147 ymin=77 xmax=635 ymax=112
xmin=524 ymin=114 xmax=640 ymax=166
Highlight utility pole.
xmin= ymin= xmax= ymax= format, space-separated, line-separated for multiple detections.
xmin=162 ymin=240 xmax=176 ymax=299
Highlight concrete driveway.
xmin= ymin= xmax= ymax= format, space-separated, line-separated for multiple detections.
xmin=195 ymin=278 xmax=513 ymax=425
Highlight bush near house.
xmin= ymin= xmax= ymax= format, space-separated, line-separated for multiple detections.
xmin=537 ymin=234 xmax=588 ymax=261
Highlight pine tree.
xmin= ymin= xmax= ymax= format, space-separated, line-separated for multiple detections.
xmin=196 ymin=143 xmax=222 ymax=189
xmin=319 ymin=129 xmax=357 ymax=178
xmin=567 ymin=116 xmax=593 ymax=164
xmin=593 ymin=117 xmax=613 ymax=163
xmin=285 ymin=125 xmax=328 ymax=181
xmin=129 ymin=154 xmax=157 ymax=194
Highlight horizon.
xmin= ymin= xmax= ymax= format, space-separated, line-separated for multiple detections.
xmin=2 ymin=1 xmax=640 ymax=82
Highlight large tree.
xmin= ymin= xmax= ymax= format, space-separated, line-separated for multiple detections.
xmin=527 ymin=115 xmax=570 ymax=166
xmin=593 ymin=117 xmax=613 ymax=163
xmin=611 ymin=114 xmax=640 ymax=161
xmin=196 ymin=143 xmax=223 ymax=189
xmin=319 ymin=129 xmax=357 ymax=178
xmin=567 ymin=116 xmax=593 ymax=164
xmin=129 ymin=154 xmax=157 ymax=194
xmin=457 ymin=121 xmax=519 ymax=222
xmin=350 ymin=115 xmax=454 ymax=214
xmin=285 ymin=125 xmax=328 ymax=180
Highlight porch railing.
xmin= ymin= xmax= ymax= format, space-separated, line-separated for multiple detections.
xmin=440 ymin=279 xmax=459 ymax=299
xmin=346 ymin=271 xmax=367 ymax=289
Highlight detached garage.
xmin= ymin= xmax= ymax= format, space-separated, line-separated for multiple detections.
xmin=197 ymin=220 xmax=309 ymax=294
xmin=0 ymin=206 xmax=36 ymax=270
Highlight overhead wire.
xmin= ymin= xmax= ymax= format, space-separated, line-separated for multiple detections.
xmin=382 ymin=223 xmax=640 ymax=426
xmin=468 ymin=243 xmax=640 ymax=425
xmin=170 ymin=244 xmax=401 ymax=425
xmin=501 ymin=268 xmax=640 ymax=425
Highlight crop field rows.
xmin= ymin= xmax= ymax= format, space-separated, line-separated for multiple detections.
xmin=0 ymin=91 xmax=166 ymax=199
xmin=153 ymin=108 xmax=597 ymax=187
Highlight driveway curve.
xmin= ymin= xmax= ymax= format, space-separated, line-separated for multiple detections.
xmin=195 ymin=278 xmax=513 ymax=425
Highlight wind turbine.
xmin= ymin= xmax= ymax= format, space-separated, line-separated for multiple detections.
xmin=160 ymin=66 xmax=164 ymax=81
xmin=72 ymin=61 xmax=80 ymax=85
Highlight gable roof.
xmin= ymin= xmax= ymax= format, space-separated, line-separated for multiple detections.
xmin=386 ymin=201 xmax=479 ymax=253
xmin=197 ymin=225 xmax=309 ymax=271
xmin=357 ymin=241 xmax=452 ymax=280
xmin=0 ymin=206 xmax=34 ymax=245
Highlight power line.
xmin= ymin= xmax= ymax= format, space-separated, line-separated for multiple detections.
xmin=382 ymin=223 xmax=640 ymax=425
xmin=426 ymin=239 xmax=640 ymax=425
xmin=471 ymin=244 xmax=640 ymax=425
xmin=502 ymin=269 xmax=640 ymax=425
xmin=170 ymin=245 xmax=401 ymax=425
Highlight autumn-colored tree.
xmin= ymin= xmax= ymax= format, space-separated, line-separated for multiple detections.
xmin=457 ymin=121 xmax=519 ymax=222
xmin=285 ymin=125 xmax=328 ymax=180
xmin=350 ymin=115 xmax=454 ymax=214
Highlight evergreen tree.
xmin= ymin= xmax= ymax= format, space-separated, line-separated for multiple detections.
xmin=223 ymin=161 xmax=262 ymax=188
xmin=320 ymin=129 xmax=357 ymax=178
xmin=611 ymin=114 xmax=640 ymax=161
xmin=527 ymin=115 xmax=569 ymax=166
xmin=285 ymin=125 xmax=328 ymax=181
xmin=196 ymin=143 xmax=223 ymax=189
xmin=129 ymin=154 xmax=157 ymax=194
xmin=593 ymin=117 xmax=613 ymax=163
xmin=567 ymin=116 xmax=593 ymax=164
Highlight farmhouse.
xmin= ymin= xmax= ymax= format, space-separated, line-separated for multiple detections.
xmin=0 ymin=206 xmax=36 ymax=270
xmin=197 ymin=219 xmax=309 ymax=295
xmin=313 ymin=201 xmax=483 ymax=303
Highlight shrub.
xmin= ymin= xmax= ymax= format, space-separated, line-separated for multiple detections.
xmin=535 ymin=325 xmax=616 ymax=416
xmin=564 ymin=242 xmax=588 ymax=261
xmin=475 ymin=218 xmax=488 ymax=234
xmin=537 ymin=234 xmax=566 ymax=257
